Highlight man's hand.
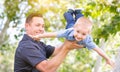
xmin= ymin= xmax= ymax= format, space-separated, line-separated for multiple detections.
xmin=32 ymin=35 xmax=41 ymax=41
xmin=63 ymin=40 xmax=84 ymax=50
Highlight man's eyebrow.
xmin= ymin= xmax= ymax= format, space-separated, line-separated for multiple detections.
xmin=37 ymin=23 xmax=43 ymax=25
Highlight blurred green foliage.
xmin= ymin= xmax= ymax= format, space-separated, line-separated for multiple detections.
xmin=0 ymin=0 xmax=120 ymax=72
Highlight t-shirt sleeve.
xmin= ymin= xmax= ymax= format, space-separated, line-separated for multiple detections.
xmin=45 ymin=45 xmax=55 ymax=58
xmin=41 ymin=42 xmax=55 ymax=58
xmin=20 ymin=42 xmax=47 ymax=67
xmin=56 ymin=28 xmax=73 ymax=38
xmin=85 ymin=35 xmax=98 ymax=50
xmin=56 ymin=29 xmax=68 ymax=38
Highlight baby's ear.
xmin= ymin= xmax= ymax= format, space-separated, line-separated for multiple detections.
xmin=88 ymin=30 xmax=92 ymax=34
xmin=88 ymin=26 xmax=92 ymax=34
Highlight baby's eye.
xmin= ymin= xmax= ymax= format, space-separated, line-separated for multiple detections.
xmin=82 ymin=33 xmax=87 ymax=36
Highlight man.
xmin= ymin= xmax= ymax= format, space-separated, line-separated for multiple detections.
xmin=14 ymin=13 xmax=83 ymax=72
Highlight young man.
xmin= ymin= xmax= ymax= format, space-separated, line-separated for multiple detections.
xmin=31 ymin=9 xmax=114 ymax=67
xmin=14 ymin=13 xmax=83 ymax=72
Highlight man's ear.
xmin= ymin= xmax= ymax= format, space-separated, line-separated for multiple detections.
xmin=25 ymin=23 xmax=28 ymax=27
xmin=25 ymin=23 xmax=29 ymax=31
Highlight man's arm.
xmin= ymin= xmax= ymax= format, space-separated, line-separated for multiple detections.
xmin=35 ymin=40 xmax=82 ymax=72
xmin=93 ymin=47 xmax=114 ymax=67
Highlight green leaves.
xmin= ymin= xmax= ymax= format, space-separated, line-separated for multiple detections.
xmin=4 ymin=0 xmax=20 ymax=21
xmin=0 ymin=0 xmax=120 ymax=72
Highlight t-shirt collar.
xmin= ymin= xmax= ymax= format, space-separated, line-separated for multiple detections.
xmin=22 ymin=34 xmax=38 ymax=42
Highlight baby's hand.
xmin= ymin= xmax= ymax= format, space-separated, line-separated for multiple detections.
xmin=106 ymin=59 xmax=115 ymax=68
xmin=32 ymin=35 xmax=41 ymax=41
xmin=29 ymin=34 xmax=41 ymax=41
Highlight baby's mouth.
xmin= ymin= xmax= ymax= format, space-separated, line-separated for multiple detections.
xmin=75 ymin=38 xmax=82 ymax=41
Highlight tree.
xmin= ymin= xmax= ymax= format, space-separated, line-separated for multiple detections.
xmin=113 ymin=47 xmax=120 ymax=72
xmin=0 ymin=0 xmax=28 ymax=71
xmin=0 ymin=0 xmax=120 ymax=72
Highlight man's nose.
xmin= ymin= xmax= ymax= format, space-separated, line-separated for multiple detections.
xmin=40 ymin=27 xmax=44 ymax=31
xmin=39 ymin=27 xmax=44 ymax=33
xmin=39 ymin=26 xmax=44 ymax=30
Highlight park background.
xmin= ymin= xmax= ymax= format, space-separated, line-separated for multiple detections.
xmin=0 ymin=0 xmax=120 ymax=72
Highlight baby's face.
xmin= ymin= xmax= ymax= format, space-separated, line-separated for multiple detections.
xmin=73 ymin=24 xmax=91 ymax=41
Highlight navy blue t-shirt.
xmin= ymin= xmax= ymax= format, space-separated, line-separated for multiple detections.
xmin=14 ymin=34 xmax=55 ymax=72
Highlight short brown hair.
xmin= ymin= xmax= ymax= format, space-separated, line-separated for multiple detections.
xmin=26 ymin=13 xmax=43 ymax=23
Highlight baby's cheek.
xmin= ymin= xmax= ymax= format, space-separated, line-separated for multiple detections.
xmin=83 ymin=36 xmax=87 ymax=39
xmin=73 ymin=33 xmax=76 ymax=37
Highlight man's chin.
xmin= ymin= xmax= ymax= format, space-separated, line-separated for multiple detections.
xmin=34 ymin=33 xmax=40 ymax=36
xmin=35 ymin=38 xmax=41 ymax=41
xmin=36 ymin=32 xmax=44 ymax=35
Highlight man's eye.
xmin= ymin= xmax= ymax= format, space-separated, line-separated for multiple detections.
xmin=42 ymin=25 xmax=44 ymax=28
xmin=36 ymin=24 xmax=40 ymax=26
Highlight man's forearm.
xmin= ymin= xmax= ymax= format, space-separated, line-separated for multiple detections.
xmin=36 ymin=42 xmax=70 ymax=72
xmin=36 ymin=40 xmax=81 ymax=72
xmin=51 ymin=47 xmax=68 ymax=70
xmin=44 ymin=45 xmax=69 ymax=72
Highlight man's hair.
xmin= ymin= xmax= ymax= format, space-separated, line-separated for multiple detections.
xmin=26 ymin=13 xmax=43 ymax=23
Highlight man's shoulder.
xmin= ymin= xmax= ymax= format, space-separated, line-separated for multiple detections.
xmin=20 ymin=40 xmax=33 ymax=45
xmin=18 ymin=40 xmax=36 ymax=49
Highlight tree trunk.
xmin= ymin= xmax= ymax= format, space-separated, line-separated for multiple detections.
xmin=0 ymin=19 xmax=10 ymax=46
xmin=93 ymin=39 xmax=105 ymax=72
xmin=113 ymin=47 xmax=120 ymax=72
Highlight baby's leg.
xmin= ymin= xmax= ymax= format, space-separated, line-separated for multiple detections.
xmin=64 ymin=9 xmax=75 ymax=29
xmin=74 ymin=9 xmax=84 ymax=22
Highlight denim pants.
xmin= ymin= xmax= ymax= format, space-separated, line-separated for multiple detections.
xmin=64 ymin=12 xmax=83 ymax=29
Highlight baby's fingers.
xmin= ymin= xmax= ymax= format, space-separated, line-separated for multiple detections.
xmin=73 ymin=43 xmax=84 ymax=49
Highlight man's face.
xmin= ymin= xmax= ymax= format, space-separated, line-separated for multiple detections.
xmin=25 ymin=17 xmax=45 ymax=36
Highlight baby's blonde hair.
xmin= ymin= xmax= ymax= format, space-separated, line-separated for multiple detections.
xmin=74 ymin=17 xmax=93 ymax=31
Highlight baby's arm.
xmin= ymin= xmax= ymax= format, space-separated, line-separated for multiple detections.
xmin=32 ymin=29 xmax=69 ymax=40
xmin=38 ymin=32 xmax=57 ymax=38
xmin=93 ymin=47 xmax=114 ymax=67
xmin=33 ymin=32 xmax=57 ymax=40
